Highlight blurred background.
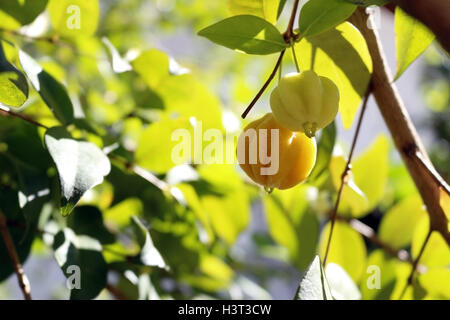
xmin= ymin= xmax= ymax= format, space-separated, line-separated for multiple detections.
xmin=0 ymin=0 xmax=448 ymax=299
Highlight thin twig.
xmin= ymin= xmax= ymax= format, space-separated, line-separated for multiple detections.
xmin=0 ymin=28 xmax=57 ymax=43
xmin=241 ymin=50 xmax=285 ymax=119
xmin=0 ymin=107 xmax=49 ymax=129
xmin=398 ymin=228 xmax=432 ymax=300
xmin=106 ymin=283 xmax=129 ymax=300
xmin=0 ymin=210 xmax=32 ymax=300
xmin=346 ymin=218 xmax=411 ymax=263
xmin=323 ymin=82 xmax=372 ymax=266
xmin=282 ymin=0 xmax=301 ymax=42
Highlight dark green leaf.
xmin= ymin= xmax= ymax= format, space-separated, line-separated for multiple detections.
xmin=0 ymin=0 xmax=48 ymax=29
xmin=19 ymin=50 xmax=74 ymax=125
xmin=298 ymin=0 xmax=356 ymax=38
xmin=44 ymin=127 xmax=111 ymax=216
xmin=0 ymin=42 xmax=28 ymax=107
xmin=198 ymin=15 xmax=287 ymax=55
xmin=53 ymin=228 xmax=107 ymax=300
xmin=0 ymin=189 xmax=36 ymax=282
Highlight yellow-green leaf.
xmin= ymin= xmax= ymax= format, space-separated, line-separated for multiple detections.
xmin=227 ymin=0 xmax=286 ymax=24
xmin=412 ymin=216 xmax=450 ymax=268
xmin=295 ymin=22 xmax=372 ymax=129
xmin=378 ymin=194 xmax=426 ymax=249
xmin=439 ymin=187 xmax=450 ymax=232
xmin=394 ymin=7 xmax=434 ymax=80
xmin=0 ymin=0 xmax=48 ymax=30
xmin=360 ymin=250 xmax=397 ymax=300
xmin=263 ymin=185 xmax=319 ymax=270
xmin=418 ymin=268 xmax=450 ymax=299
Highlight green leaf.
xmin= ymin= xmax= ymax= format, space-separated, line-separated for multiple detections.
xmin=319 ymin=221 xmax=366 ymax=282
xmin=295 ymin=22 xmax=372 ymax=129
xmin=360 ymin=249 xmax=398 ymax=300
xmin=263 ymin=185 xmax=319 ymax=270
xmin=130 ymin=216 xmax=168 ymax=270
xmin=19 ymin=50 xmax=74 ymax=125
xmin=0 ymin=189 xmax=36 ymax=282
xmin=0 ymin=0 xmax=48 ymax=30
xmin=418 ymin=268 xmax=450 ymax=299
xmin=308 ymin=121 xmax=336 ymax=185
xmin=135 ymin=117 xmax=192 ymax=174
xmin=325 ymin=263 xmax=361 ymax=300
xmin=378 ymin=195 xmax=426 ymax=249
xmin=53 ymin=228 xmax=107 ymax=300
xmin=329 ymin=155 xmax=369 ymax=216
xmin=343 ymin=0 xmax=389 ymax=6
xmin=198 ymin=15 xmax=287 ymax=55
xmin=198 ymin=164 xmax=250 ymax=245
xmin=0 ymin=42 xmax=28 ymax=107
xmin=44 ymin=127 xmax=111 ymax=216
xmin=295 ymin=255 xmax=333 ymax=300
xmin=298 ymin=0 xmax=356 ymax=38
xmin=102 ymin=37 xmax=132 ymax=74
xmin=412 ymin=216 xmax=450 ymax=268
xmin=394 ymin=7 xmax=434 ymax=80
xmin=352 ymin=135 xmax=389 ymax=214
xmin=48 ymin=0 xmax=100 ymax=37
xmin=131 ymin=49 xmax=171 ymax=88
xmin=68 ymin=206 xmax=115 ymax=244
xmin=227 ymin=0 xmax=286 ymax=24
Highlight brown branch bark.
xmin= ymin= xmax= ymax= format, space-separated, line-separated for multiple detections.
xmin=391 ymin=0 xmax=450 ymax=53
xmin=0 ymin=210 xmax=32 ymax=300
xmin=350 ymin=8 xmax=450 ymax=245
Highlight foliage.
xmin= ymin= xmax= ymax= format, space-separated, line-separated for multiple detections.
xmin=0 ymin=0 xmax=448 ymax=300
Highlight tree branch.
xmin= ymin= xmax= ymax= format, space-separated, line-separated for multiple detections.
xmin=391 ymin=0 xmax=450 ymax=53
xmin=0 ymin=210 xmax=32 ymax=300
xmin=350 ymin=8 xmax=450 ymax=245
xmin=323 ymin=82 xmax=372 ymax=266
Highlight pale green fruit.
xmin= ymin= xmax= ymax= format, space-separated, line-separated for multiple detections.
xmin=270 ymin=70 xmax=339 ymax=137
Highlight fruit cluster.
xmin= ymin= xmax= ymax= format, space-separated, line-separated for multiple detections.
xmin=237 ymin=70 xmax=339 ymax=191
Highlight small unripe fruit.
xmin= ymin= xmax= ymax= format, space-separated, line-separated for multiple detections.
xmin=237 ymin=113 xmax=316 ymax=190
xmin=270 ymin=70 xmax=339 ymax=137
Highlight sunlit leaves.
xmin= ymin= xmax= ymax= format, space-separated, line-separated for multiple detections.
xmin=131 ymin=49 xmax=170 ymax=88
xmin=378 ymin=195 xmax=426 ymax=249
xmin=0 ymin=42 xmax=28 ymax=108
xmin=19 ymin=50 xmax=74 ymax=125
xmin=319 ymin=221 xmax=366 ymax=282
xmin=394 ymin=7 xmax=434 ymax=80
xmin=198 ymin=164 xmax=250 ymax=245
xmin=48 ymin=0 xmax=100 ymax=37
xmin=418 ymin=269 xmax=450 ymax=299
xmin=439 ymin=187 xmax=450 ymax=231
xmin=360 ymin=250 xmax=397 ymax=300
xmin=135 ymin=117 xmax=192 ymax=174
xmin=298 ymin=0 xmax=356 ymax=38
xmin=330 ymin=135 xmax=389 ymax=218
xmin=0 ymin=0 xmax=48 ymax=30
xmin=412 ymin=216 xmax=450 ymax=268
xmin=295 ymin=22 xmax=372 ymax=129
xmin=44 ymin=127 xmax=111 ymax=216
xmin=198 ymin=15 xmax=287 ymax=55
xmin=263 ymin=185 xmax=319 ymax=270
xmin=227 ymin=0 xmax=286 ymax=24
xmin=52 ymin=228 xmax=107 ymax=300
xmin=351 ymin=135 xmax=389 ymax=212
xmin=295 ymin=255 xmax=333 ymax=300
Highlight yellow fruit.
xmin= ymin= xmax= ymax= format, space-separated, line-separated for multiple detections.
xmin=270 ymin=70 xmax=339 ymax=137
xmin=237 ymin=113 xmax=317 ymax=190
